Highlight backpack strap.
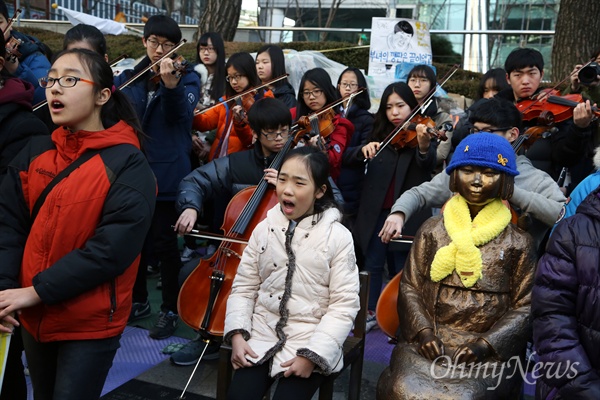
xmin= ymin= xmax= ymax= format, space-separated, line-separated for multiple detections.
xmin=30 ymin=149 xmax=102 ymax=224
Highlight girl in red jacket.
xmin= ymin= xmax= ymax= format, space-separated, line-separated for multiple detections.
xmin=293 ymin=68 xmax=354 ymax=182
xmin=0 ymin=49 xmax=156 ymax=400
xmin=193 ymin=52 xmax=273 ymax=161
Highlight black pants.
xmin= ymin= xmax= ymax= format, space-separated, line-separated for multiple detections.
xmin=22 ymin=328 xmax=120 ymax=400
xmin=227 ymin=361 xmax=325 ymax=400
xmin=132 ymin=201 xmax=182 ymax=312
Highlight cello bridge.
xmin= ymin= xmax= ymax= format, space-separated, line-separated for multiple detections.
xmin=221 ymin=248 xmax=242 ymax=259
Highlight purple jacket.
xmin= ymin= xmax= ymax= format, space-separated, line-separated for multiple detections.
xmin=532 ymin=186 xmax=600 ymax=399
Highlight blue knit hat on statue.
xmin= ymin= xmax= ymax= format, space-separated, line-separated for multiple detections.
xmin=446 ymin=132 xmax=519 ymax=176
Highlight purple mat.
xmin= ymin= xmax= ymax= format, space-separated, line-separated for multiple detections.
xmin=25 ymin=326 xmax=188 ymax=399
xmin=365 ymin=327 xmax=393 ymax=365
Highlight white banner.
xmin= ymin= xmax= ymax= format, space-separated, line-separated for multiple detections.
xmin=368 ymin=17 xmax=433 ymax=80
xmin=54 ymin=5 xmax=128 ymax=35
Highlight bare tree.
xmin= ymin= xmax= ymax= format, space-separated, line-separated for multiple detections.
xmin=552 ymin=0 xmax=600 ymax=81
xmin=198 ymin=0 xmax=243 ymax=41
xmin=292 ymin=0 xmax=346 ymax=41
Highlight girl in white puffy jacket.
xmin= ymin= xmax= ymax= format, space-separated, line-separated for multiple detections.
xmin=224 ymin=146 xmax=360 ymax=400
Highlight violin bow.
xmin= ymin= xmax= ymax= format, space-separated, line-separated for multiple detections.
xmin=3 ymin=9 xmax=21 ymax=34
xmin=390 ymin=235 xmax=414 ymax=244
xmin=108 ymin=54 xmax=129 ymax=68
xmin=32 ymin=54 xmax=131 ymax=112
xmin=194 ymin=74 xmax=290 ymax=116
xmin=518 ymin=56 xmax=596 ymax=114
xmin=369 ymin=65 xmax=460 ymax=160
xmin=177 ymin=228 xmax=249 ymax=245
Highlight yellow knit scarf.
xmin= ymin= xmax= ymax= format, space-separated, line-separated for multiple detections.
xmin=430 ymin=195 xmax=511 ymax=287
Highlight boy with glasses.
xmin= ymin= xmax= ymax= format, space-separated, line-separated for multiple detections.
xmin=380 ymin=97 xmax=566 ymax=252
xmin=114 ymin=15 xmax=201 ymax=340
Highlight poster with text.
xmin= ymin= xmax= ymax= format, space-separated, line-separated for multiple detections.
xmin=368 ymin=17 xmax=432 ymax=81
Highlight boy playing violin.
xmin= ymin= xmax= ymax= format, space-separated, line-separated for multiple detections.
xmin=460 ymin=48 xmax=595 ymax=195
xmin=114 ymin=15 xmax=201 ymax=340
xmin=501 ymin=49 xmax=596 ymax=195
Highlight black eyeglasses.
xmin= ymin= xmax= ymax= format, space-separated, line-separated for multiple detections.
xmin=339 ymin=82 xmax=358 ymax=89
xmin=146 ymin=38 xmax=176 ymax=51
xmin=469 ymin=126 xmax=512 ymax=134
xmin=39 ymin=75 xmax=96 ymax=88
xmin=301 ymin=89 xmax=324 ymax=98
xmin=199 ymin=46 xmax=215 ymax=53
xmin=261 ymin=128 xmax=290 ymax=141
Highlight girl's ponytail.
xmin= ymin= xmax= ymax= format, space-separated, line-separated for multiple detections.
xmin=100 ymin=88 xmax=144 ymax=139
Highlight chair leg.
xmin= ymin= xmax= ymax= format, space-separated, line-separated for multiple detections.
xmin=319 ymin=376 xmax=335 ymax=400
xmin=348 ymin=352 xmax=365 ymax=400
xmin=217 ymin=346 xmax=233 ymax=400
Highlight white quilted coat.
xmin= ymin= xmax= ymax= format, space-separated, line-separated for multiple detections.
xmin=224 ymin=205 xmax=360 ymax=377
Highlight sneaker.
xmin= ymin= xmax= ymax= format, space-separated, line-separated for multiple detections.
xmin=149 ymin=311 xmax=179 ymax=340
xmin=365 ymin=310 xmax=378 ymax=333
xmin=170 ymin=338 xmax=220 ymax=365
xmin=146 ymin=262 xmax=160 ymax=277
xmin=129 ymin=300 xmax=151 ymax=322
xmin=202 ymin=244 xmax=217 ymax=260
xmin=181 ymin=246 xmax=196 ymax=263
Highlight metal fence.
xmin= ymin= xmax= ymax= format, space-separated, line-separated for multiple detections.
xmin=49 ymin=0 xmax=198 ymax=25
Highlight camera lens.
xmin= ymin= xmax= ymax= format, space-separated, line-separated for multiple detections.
xmin=579 ymin=62 xmax=600 ymax=85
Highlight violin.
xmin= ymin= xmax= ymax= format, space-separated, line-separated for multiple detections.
xmin=296 ymin=108 xmax=336 ymax=145
xmin=516 ymin=89 xmax=573 ymax=123
xmin=233 ymin=91 xmax=258 ymax=125
xmin=3 ymin=9 xmax=22 ymax=63
xmin=149 ymin=54 xmax=189 ymax=84
xmin=370 ymin=65 xmax=460 ymax=159
xmin=291 ymin=88 xmax=366 ymax=151
xmin=195 ymin=74 xmax=289 ymax=116
xmin=388 ymin=114 xmax=449 ymax=151
xmin=516 ymin=89 xmax=600 ymax=149
xmin=5 ymin=36 xmax=22 ymax=63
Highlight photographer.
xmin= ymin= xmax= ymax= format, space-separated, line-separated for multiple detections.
xmin=566 ymin=48 xmax=600 ymax=106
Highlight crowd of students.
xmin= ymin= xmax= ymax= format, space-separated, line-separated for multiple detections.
xmin=0 ymin=4 xmax=599 ymax=399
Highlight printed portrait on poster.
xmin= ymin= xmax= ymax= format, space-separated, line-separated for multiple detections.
xmin=368 ymin=17 xmax=432 ymax=80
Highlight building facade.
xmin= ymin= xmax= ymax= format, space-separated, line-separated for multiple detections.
xmin=259 ymin=0 xmax=559 ymax=74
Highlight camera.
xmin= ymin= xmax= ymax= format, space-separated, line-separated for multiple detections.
xmin=578 ymin=62 xmax=600 ymax=85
